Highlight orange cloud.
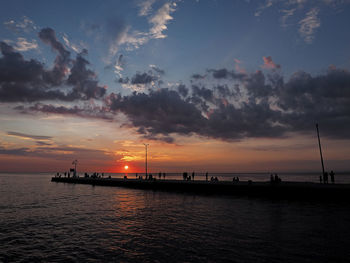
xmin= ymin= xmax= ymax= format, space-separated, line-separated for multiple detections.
xmin=261 ymin=56 xmax=281 ymax=69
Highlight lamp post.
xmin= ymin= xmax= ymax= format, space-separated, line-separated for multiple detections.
xmin=143 ymin=143 xmax=149 ymax=177
xmin=316 ymin=123 xmax=325 ymax=177
xmin=72 ymin=159 xmax=78 ymax=177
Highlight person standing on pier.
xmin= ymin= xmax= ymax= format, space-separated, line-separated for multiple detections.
xmin=206 ymin=172 xmax=208 ymax=182
xmin=330 ymin=170 xmax=335 ymax=184
xmin=323 ymin=172 xmax=329 ymax=184
xmin=192 ymin=171 xmax=195 ymax=181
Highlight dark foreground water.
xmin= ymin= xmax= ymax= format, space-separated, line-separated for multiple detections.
xmin=1 ymin=173 xmax=350 ymax=262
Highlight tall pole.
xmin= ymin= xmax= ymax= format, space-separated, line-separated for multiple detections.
xmin=316 ymin=124 xmax=325 ymax=176
xmin=144 ymin=143 xmax=149 ymax=177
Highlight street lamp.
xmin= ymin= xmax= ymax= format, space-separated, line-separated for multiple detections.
xmin=143 ymin=143 xmax=149 ymax=177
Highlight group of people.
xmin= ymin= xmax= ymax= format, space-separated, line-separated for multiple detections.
xmin=320 ymin=170 xmax=335 ymax=184
xmin=84 ymin=172 xmax=105 ymax=179
xmin=55 ymin=171 xmax=77 ymax=178
xmin=182 ymin=172 xmax=196 ymax=181
xmin=270 ymin=174 xmax=282 ymax=184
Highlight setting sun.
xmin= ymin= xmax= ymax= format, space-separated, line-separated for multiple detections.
xmin=124 ymin=165 xmax=129 ymax=170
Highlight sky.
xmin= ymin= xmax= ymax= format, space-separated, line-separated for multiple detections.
xmin=0 ymin=0 xmax=350 ymax=173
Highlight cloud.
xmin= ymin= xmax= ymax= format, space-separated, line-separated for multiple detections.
xmin=39 ymin=28 xmax=71 ymax=85
xmin=3 ymin=16 xmax=37 ymax=33
xmin=105 ymin=65 xmax=350 ymax=142
xmin=191 ymin=73 xmax=206 ymax=80
xmin=261 ymin=56 xmax=281 ymax=70
xmin=13 ymin=61 xmax=350 ymax=142
xmin=0 ymin=28 xmax=107 ymax=102
xmin=114 ymin=54 xmax=125 ymax=78
xmin=207 ymin=68 xmax=246 ymax=80
xmin=107 ymin=89 xmax=205 ymax=141
xmin=4 ymin=37 xmax=38 ymax=52
xmin=67 ymin=51 xmax=107 ymax=100
xmin=26 ymin=103 xmax=113 ymax=120
xmin=7 ymin=131 xmax=52 ymax=140
xmin=149 ymin=64 xmax=165 ymax=75
xmin=131 ymin=72 xmax=158 ymax=84
xmin=62 ymin=34 xmax=85 ymax=53
xmin=149 ymin=2 xmax=176 ymax=39
xmin=255 ymin=0 xmax=275 ymax=17
xmin=280 ymin=8 xmax=296 ymax=27
xmin=0 ymin=143 xmax=111 ymax=161
xmin=254 ymin=1 xmax=350 ymax=43
xmin=138 ymin=0 xmax=156 ymax=16
xmin=298 ymin=7 xmax=321 ymax=43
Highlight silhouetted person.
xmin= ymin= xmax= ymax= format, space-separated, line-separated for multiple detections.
xmin=323 ymin=172 xmax=328 ymax=184
xmin=330 ymin=170 xmax=335 ymax=183
xmin=192 ymin=171 xmax=195 ymax=181
xmin=206 ymin=172 xmax=208 ymax=182
xmin=319 ymin=175 xmax=322 ymax=184
xmin=159 ymin=172 xmax=161 ymax=179
xmin=163 ymin=173 xmax=166 ymax=179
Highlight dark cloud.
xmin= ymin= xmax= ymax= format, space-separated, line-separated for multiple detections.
xmin=39 ymin=28 xmax=71 ymax=85
xmin=7 ymin=131 xmax=52 ymax=140
xmin=0 ymin=144 xmax=110 ymax=160
xmin=0 ymin=28 xmax=106 ymax=102
xmin=36 ymin=141 xmax=52 ymax=146
xmin=107 ymin=89 xmax=206 ymax=140
xmin=3 ymin=27 xmax=349 ymax=143
xmin=118 ymin=77 xmax=129 ymax=84
xmin=177 ymin=84 xmax=188 ymax=97
xmin=67 ymin=52 xmax=106 ymax=100
xmin=150 ymin=65 xmax=165 ymax=75
xmin=207 ymin=68 xmax=246 ymax=80
xmin=0 ymin=146 xmax=29 ymax=156
xmin=104 ymin=66 xmax=350 ymax=142
xmin=277 ymin=68 xmax=350 ymax=138
xmin=131 ymin=72 xmax=158 ymax=84
xmin=27 ymin=103 xmax=113 ymax=120
xmin=191 ymin=85 xmax=214 ymax=102
xmin=191 ymin=73 xmax=206 ymax=80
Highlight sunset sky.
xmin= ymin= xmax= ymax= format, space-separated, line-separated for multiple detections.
xmin=1 ymin=0 xmax=350 ymax=173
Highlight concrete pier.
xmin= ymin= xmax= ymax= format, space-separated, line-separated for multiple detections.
xmin=51 ymin=177 xmax=350 ymax=201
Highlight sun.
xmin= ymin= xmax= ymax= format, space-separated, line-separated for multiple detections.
xmin=124 ymin=165 xmax=129 ymax=170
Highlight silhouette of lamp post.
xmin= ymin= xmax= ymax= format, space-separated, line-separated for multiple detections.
xmin=72 ymin=159 xmax=78 ymax=176
xmin=143 ymin=143 xmax=149 ymax=177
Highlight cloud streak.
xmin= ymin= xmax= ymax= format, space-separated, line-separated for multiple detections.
xmin=298 ymin=8 xmax=320 ymax=43
xmin=7 ymin=131 xmax=52 ymax=140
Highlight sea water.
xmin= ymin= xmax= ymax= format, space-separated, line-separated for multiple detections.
xmin=1 ymin=173 xmax=350 ymax=262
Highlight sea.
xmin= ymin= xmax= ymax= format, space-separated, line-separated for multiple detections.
xmin=1 ymin=172 xmax=350 ymax=262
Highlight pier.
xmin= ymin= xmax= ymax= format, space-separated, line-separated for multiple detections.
xmin=51 ymin=177 xmax=350 ymax=201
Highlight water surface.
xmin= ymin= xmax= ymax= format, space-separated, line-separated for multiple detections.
xmin=1 ymin=173 xmax=350 ymax=262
